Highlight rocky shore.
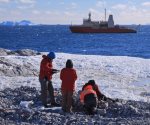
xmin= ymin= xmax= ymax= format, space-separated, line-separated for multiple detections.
xmin=0 ymin=48 xmax=150 ymax=124
xmin=0 ymin=86 xmax=150 ymax=125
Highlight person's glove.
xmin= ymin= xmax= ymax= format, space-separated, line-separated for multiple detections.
xmin=52 ymin=69 xmax=59 ymax=74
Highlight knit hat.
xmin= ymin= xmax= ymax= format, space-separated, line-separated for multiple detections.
xmin=66 ymin=59 xmax=73 ymax=68
xmin=47 ymin=52 xmax=56 ymax=59
xmin=88 ymin=80 xmax=96 ymax=86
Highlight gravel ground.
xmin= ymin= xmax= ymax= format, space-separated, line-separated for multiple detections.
xmin=0 ymin=86 xmax=150 ymax=125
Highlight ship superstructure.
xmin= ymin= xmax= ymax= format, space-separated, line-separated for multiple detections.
xmin=70 ymin=11 xmax=136 ymax=33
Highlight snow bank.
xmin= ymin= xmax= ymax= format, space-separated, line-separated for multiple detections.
xmin=0 ymin=51 xmax=150 ymax=102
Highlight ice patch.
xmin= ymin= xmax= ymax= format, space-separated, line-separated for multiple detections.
xmin=20 ymin=101 xmax=34 ymax=108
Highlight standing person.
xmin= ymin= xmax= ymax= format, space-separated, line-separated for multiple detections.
xmin=39 ymin=52 xmax=59 ymax=108
xmin=60 ymin=59 xmax=77 ymax=113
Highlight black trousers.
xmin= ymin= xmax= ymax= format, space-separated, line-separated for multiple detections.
xmin=39 ymin=79 xmax=55 ymax=106
xmin=84 ymin=93 xmax=98 ymax=115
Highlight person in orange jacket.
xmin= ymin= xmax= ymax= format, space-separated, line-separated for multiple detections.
xmin=60 ymin=59 xmax=77 ymax=113
xmin=80 ymin=83 xmax=98 ymax=115
xmin=80 ymin=80 xmax=116 ymax=115
xmin=39 ymin=52 xmax=59 ymax=108
xmin=82 ymin=80 xmax=116 ymax=102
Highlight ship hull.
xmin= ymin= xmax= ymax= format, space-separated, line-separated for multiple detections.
xmin=70 ymin=26 xmax=137 ymax=33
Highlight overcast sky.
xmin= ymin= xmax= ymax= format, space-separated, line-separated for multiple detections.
xmin=0 ymin=0 xmax=150 ymax=24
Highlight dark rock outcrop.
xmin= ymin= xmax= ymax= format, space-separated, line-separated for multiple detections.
xmin=0 ymin=48 xmax=41 ymax=56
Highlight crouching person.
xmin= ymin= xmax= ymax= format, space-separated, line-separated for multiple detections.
xmin=83 ymin=80 xmax=116 ymax=102
xmin=80 ymin=84 xmax=98 ymax=115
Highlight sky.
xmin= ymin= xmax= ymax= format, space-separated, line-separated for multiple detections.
xmin=0 ymin=0 xmax=150 ymax=25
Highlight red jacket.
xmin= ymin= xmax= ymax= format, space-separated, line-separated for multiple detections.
xmin=82 ymin=83 xmax=104 ymax=101
xmin=60 ymin=68 xmax=77 ymax=92
xmin=80 ymin=85 xmax=97 ymax=104
xmin=39 ymin=55 xmax=53 ymax=80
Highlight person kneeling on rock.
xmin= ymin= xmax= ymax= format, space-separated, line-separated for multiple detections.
xmin=80 ymin=80 xmax=116 ymax=115
xmin=82 ymin=80 xmax=116 ymax=103
xmin=80 ymin=83 xmax=98 ymax=115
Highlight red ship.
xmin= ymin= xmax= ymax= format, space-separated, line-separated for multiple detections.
xmin=69 ymin=11 xmax=137 ymax=33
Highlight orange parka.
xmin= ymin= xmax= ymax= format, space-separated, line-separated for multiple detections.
xmin=60 ymin=68 xmax=77 ymax=92
xmin=39 ymin=55 xmax=53 ymax=80
xmin=80 ymin=85 xmax=97 ymax=104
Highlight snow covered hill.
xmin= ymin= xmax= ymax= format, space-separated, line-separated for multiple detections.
xmin=0 ymin=20 xmax=36 ymax=26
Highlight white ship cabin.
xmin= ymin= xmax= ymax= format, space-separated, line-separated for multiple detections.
xmin=83 ymin=13 xmax=99 ymax=27
xmin=108 ymin=15 xmax=114 ymax=28
xmin=83 ymin=12 xmax=115 ymax=28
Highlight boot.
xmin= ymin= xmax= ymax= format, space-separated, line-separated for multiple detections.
xmin=44 ymin=104 xmax=48 ymax=108
xmin=51 ymin=102 xmax=60 ymax=107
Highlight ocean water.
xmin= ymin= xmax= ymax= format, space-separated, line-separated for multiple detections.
xmin=0 ymin=25 xmax=150 ymax=58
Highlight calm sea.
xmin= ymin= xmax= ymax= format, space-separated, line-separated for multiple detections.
xmin=0 ymin=25 xmax=150 ymax=58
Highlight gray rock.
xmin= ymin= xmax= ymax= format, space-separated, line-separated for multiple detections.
xmin=97 ymin=109 xmax=106 ymax=116
xmin=0 ymin=48 xmax=11 ymax=56
xmin=11 ymin=49 xmax=41 ymax=56
xmin=0 ymin=48 xmax=41 ymax=56
xmin=0 ymin=57 xmax=38 ymax=77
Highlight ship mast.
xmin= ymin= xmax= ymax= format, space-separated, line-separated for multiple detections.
xmin=88 ymin=12 xmax=91 ymax=21
xmin=105 ymin=8 xmax=106 ymax=21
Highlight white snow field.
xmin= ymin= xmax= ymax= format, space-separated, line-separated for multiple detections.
xmin=0 ymin=52 xmax=150 ymax=102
